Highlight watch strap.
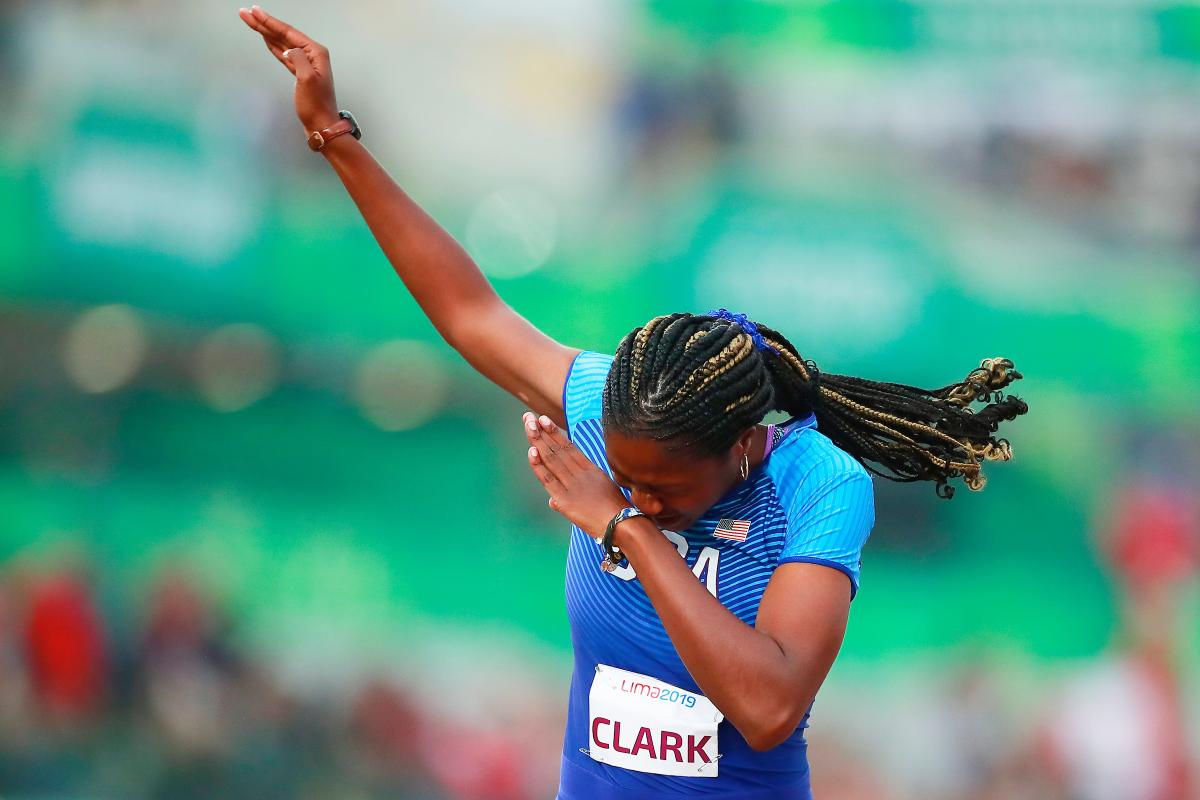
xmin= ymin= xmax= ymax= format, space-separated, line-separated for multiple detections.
xmin=597 ymin=507 xmax=645 ymax=572
xmin=307 ymin=115 xmax=356 ymax=152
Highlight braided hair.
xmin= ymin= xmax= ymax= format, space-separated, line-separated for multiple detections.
xmin=601 ymin=311 xmax=1028 ymax=499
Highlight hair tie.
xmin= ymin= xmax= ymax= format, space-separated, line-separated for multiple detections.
xmin=706 ymin=308 xmax=780 ymax=356
xmin=799 ymin=359 xmax=822 ymax=403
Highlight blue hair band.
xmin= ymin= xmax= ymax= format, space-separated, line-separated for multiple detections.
xmin=706 ymin=308 xmax=779 ymax=355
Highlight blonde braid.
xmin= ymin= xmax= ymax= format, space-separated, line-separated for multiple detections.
xmin=669 ymin=333 xmax=754 ymax=406
xmin=630 ymin=315 xmax=669 ymax=396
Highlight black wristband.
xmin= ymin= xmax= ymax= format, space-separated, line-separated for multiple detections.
xmin=598 ymin=507 xmax=644 ymax=572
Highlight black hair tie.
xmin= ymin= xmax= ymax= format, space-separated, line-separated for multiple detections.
xmin=799 ymin=359 xmax=823 ymax=405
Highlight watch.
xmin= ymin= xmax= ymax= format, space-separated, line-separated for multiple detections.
xmin=307 ymin=110 xmax=361 ymax=152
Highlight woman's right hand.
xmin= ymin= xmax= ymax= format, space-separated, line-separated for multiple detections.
xmin=238 ymin=5 xmax=340 ymax=134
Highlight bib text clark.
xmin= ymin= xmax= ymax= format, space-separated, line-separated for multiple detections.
xmin=591 ymin=717 xmax=716 ymax=764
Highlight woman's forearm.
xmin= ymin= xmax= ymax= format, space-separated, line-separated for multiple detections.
xmin=616 ymin=520 xmax=821 ymax=751
xmin=238 ymin=6 xmax=499 ymax=343
xmin=241 ymin=7 xmax=580 ymax=420
xmin=318 ymin=135 xmax=500 ymax=341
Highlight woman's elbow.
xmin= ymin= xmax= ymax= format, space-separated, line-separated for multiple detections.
xmin=743 ymin=725 xmax=793 ymax=753
xmin=738 ymin=700 xmax=811 ymax=752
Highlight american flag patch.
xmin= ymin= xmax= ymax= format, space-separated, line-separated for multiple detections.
xmin=714 ymin=518 xmax=751 ymax=542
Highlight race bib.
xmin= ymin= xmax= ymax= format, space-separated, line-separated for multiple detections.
xmin=587 ymin=664 xmax=723 ymax=778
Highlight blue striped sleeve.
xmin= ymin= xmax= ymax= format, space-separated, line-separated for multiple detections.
xmin=562 ymin=351 xmax=614 ymax=435
xmin=778 ymin=453 xmax=875 ymax=597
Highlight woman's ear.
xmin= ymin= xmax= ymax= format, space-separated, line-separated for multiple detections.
xmin=736 ymin=426 xmax=756 ymax=456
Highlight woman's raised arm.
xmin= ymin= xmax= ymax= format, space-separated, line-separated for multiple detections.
xmin=238 ymin=6 xmax=579 ymax=425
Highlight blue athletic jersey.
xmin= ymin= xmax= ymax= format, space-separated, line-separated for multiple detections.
xmin=557 ymin=352 xmax=875 ymax=800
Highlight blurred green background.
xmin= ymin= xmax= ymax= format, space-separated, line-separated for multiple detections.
xmin=1 ymin=1 xmax=1197 ymax=798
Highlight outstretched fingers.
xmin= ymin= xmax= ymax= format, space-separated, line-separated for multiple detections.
xmin=244 ymin=6 xmax=314 ymax=49
xmin=238 ymin=8 xmax=277 ymax=42
xmin=239 ymin=8 xmax=294 ymax=72
xmin=263 ymin=36 xmax=295 ymax=73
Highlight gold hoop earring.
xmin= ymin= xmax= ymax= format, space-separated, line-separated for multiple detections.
xmin=739 ymin=451 xmax=749 ymax=480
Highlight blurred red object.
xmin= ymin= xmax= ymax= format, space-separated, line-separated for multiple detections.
xmin=23 ymin=570 xmax=108 ymax=719
xmin=1107 ymin=485 xmax=1199 ymax=589
xmin=426 ymin=722 xmax=529 ymax=800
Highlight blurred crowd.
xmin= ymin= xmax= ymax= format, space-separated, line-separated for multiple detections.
xmin=0 ymin=556 xmax=563 ymax=800
xmin=0 ymin=467 xmax=1194 ymax=800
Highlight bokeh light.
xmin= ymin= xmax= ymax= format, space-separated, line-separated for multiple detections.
xmin=465 ymin=187 xmax=559 ymax=279
xmin=353 ymin=340 xmax=449 ymax=431
xmin=193 ymin=323 xmax=281 ymax=412
xmin=61 ymin=304 xmax=148 ymax=394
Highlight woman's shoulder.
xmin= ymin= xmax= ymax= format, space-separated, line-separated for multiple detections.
xmin=563 ymin=351 xmax=613 ymax=430
xmin=766 ymin=425 xmax=873 ymax=511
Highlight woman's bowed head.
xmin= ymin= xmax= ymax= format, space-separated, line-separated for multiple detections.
xmin=524 ymin=311 xmax=1027 ymax=539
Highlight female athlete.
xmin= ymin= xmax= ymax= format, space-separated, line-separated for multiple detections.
xmin=239 ymin=8 xmax=1028 ymax=798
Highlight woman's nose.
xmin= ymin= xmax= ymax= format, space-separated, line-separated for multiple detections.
xmin=630 ymin=488 xmax=663 ymax=515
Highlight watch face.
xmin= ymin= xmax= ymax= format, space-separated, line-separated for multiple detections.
xmin=338 ymin=110 xmax=361 ymax=140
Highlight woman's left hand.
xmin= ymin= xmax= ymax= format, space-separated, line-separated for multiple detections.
xmin=523 ymin=412 xmax=629 ymax=537
xmin=238 ymin=6 xmax=340 ymax=133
